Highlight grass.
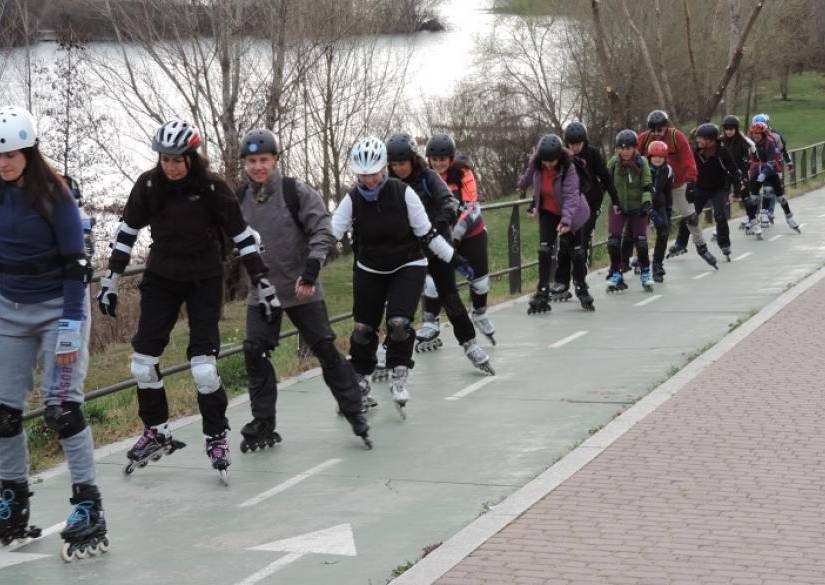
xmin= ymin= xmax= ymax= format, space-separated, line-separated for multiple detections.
xmin=748 ymin=72 xmax=825 ymax=149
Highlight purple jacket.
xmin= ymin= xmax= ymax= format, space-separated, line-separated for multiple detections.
xmin=517 ymin=157 xmax=590 ymax=231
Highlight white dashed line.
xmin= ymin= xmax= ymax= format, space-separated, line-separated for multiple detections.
xmin=446 ymin=375 xmax=508 ymax=401
xmin=549 ymin=330 xmax=589 ymax=349
xmin=634 ymin=295 xmax=662 ymax=307
xmin=769 ymin=234 xmax=783 ymax=242
xmin=238 ymin=459 xmax=342 ymax=508
xmin=733 ymin=252 xmax=753 ymax=262
xmin=692 ymin=271 xmax=713 ymax=280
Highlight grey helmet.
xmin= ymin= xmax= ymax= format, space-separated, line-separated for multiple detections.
xmin=615 ymin=129 xmax=638 ymax=148
xmin=386 ymin=133 xmax=417 ymax=162
xmin=537 ymin=133 xmax=563 ymax=161
xmin=240 ymin=128 xmax=279 ymax=157
xmin=425 ymin=133 xmax=456 ymax=158
xmin=563 ymin=122 xmax=588 ymax=145
xmin=646 ymin=110 xmax=670 ymax=130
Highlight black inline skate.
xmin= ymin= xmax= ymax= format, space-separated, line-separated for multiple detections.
xmin=240 ymin=418 xmax=282 ymax=453
xmin=696 ymin=243 xmax=719 ymax=270
xmin=527 ymin=286 xmax=551 ymax=315
xmin=343 ymin=410 xmax=373 ymax=449
xmin=124 ymin=427 xmax=186 ymax=475
xmin=652 ymin=262 xmax=666 ymax=283
xmin=548 ymin=282 xmax=572 ymax=302
xmin=666 ymin=243 xmax=687 ymax=259
xmin=575 ymin=284 xmax=595 ymax=311
xmin=0 ymin=480 xmax=41 ymax=546
xmin=205 ymin=432 xmax=231 ymax=486
xmin=59 ymin=483 xmax=108 ymax=562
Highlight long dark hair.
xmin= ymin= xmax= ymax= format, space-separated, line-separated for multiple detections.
xmin=147 ymin=151 xmax=214 ymax=215
xmin=17 ymin=145 xmax=71 ymax=223
xmin=531 ymin=148 xmax=572 ymax=172
xmin=445 ymin=157 xmax=473 ymax=187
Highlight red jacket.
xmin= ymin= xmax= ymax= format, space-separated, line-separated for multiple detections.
xmin=637 ymin=128 xmax=697 ymax=188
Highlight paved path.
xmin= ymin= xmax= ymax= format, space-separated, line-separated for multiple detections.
xmin=3 ymin=188 xmax=825 ymax=585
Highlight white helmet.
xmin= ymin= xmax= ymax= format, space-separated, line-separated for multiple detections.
xmin=350 ymin=136 xmax=387 ymax=175
xmin=152 ymin=119 xmax=201 ymax=155
xmin=0 ymin=106 xmax=37 ymax=153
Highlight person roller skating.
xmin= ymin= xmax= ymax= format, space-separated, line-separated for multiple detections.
xmin=646 ymin=140 xmax=674 ymax=282
xmin=744 ymin=121 xmax=783 ymax=241
xmin=236 ymin=128 xmax=372 ymax=450
xmin=59 ymin=484 xmax=108 ymax=562
xmin=123 ymin=427 xmax=186 ymax=474
xmin=0 ymin=106 xmax=107 ymax=558
xmin=606 ymin=129 xmax=655 ymax=293
xmin=517 ymin=133 xmax=592 ymax=313
xmin=332 ymin=137 xmax=472 ymax=421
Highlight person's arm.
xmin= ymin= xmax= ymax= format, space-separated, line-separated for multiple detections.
xmin=676 ymin=130 xmax=698 ymax=183
xmin=591 ymin=147 xmax=618 ymax=203
xmin=52 ymin=196 xmax=87 ymax=322
xmin=107 ymin=176 xmax=151 ymax=275
xmin=404 ymin=186 xmax=457 ymax=264
xmin=640 ymin=159 xmax=653 ymax=205
xmin=214 ymin=180 xmax=268 ymax=280
xmin=559 ymin=162 xmax=581 ymax=227
xmin=425 ymin=170 xmax=458 ymax=231
xmin=330 ymin=194 xmax=354 ymax=241
xmin=293 ymin=182 xmax=335 ymax=285
xmin=516 ymin=159 xmax=534 ymax=192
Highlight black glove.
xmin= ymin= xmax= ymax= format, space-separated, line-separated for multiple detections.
xmin=96 ymin=271 xmax=119 ymax=318
xmin=685 ymin=182 xmax=696 ymax=204
xmin=639 ymin=201 xmax=652 ymax=217
xmin=299 ymin=258 xmax=321 ymax=286
xmin=649 ymin=208 xmax=668 ymax=230
xmin=450 ymin=253 xmax=475 ymax=281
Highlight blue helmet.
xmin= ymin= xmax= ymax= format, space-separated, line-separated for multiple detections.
xmin=752 ymin=113 xmax=769 ymax=126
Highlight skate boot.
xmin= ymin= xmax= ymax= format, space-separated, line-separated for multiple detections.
xmin=738 ymin=217 xmax=749 ymax=230
xmin=59 ymin=484 xmax=108 ymax=562
xmin=462 ymin=339 xmax=495 ymax=376
xmin=760 ymin=209 xmax=771 ymax=229
xmin=697 ymin=244 xmax=718 ymax=270
xmin=358 ymin=374 xmax=378 ymax=409
xmin=652 ymin=262 xmax=665 ymax=283
xmin=666 ymin=243 xmax=687 ymax=259
xmin=721 ymin=246 xmax=732 ymax=262
xmin=371 ymin=343 xmax=389 ymax=382
xmin=240 ymin=418 xmax=282 ymax=453
xmin=786 ymin=213 xmax=801 ymax=233
xmin=629 ymin=256 xmax=640 ymax=274
xmin=471 ymin=307 xmax=496 ymax=345
xmin=389 ymin=366 xmax=410 ymax=420
xmin=606 ymin=271 xmax=627 ymax=293
xmin=343 ymin=410 xmax=372 ymax=449
xmin=205 ymin=431 xmax=230 ymax=486
xmin=527 ymin=286 xmax=551 ymax=315
xmin=574 ymin=283 xmax=595 ymax=311
xmin=548 ymin=282 xmax=572 ymax=302
xmin=0 ymin=481 xmax=41 ymax=545
xmin=415 ymin=312 xmax=442 ymax=352
xmin=124 ymin=426 xmax=186 ymax=475
xmin=640 ymin=268 xmax=654 ymax=292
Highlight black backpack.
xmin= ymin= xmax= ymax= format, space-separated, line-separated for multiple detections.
xmin=236 ymin=177 xmax=303 ymax=231
xmin=565 ymin=156 xmax=594 ymax=195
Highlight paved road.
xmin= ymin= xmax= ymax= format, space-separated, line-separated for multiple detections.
xmin=3 ymin=187 xmax=824 ymax=585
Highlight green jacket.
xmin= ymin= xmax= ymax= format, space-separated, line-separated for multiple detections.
xmin=607 ymin=154 xmax=652 ymax=212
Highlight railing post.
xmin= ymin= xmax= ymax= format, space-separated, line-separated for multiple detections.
xmin=508 ymin=204 xmax=522 ymax=294
xmin=790 ymin=151 xmax=797 ymax=186
xmin=812 ymin=145 xmax=818 ymax=178
xmin=801 ymin=149 xmax=808 ymax=182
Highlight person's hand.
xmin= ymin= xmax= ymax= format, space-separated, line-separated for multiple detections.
xmin=55 ymin=319 xmax=81 ymax=367
xmin=557 ymin=223 xmax=571 ymax=235
xmin=96 ymin=271 xmax=119 ymax=317
xmin=612 ymin=204 xmax=624 ymax=215
xmin=526 ymin=206 xmax=537 ymax=218
xmin=294 ymin=278 xmax=317 ymax=302
xmin=450 ymin=253 xmax=475 ymax=280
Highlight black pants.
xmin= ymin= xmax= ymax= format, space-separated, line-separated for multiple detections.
xmin=350 ymin=265 xmax=426 ymax=375
xmin=421 ymin=252 xmax=476 ymax=345
xmin=746 ymin=175 xmax=790 ymax=219
xmin=132 ymin=270 xmax=227 ymax=436
xmin=244 ymin=300 xmax=363 ymax=423
xmin=460 ymin=231 xmax=489 ymax=310
xmin=652 ymin=206 xmax=673 ymax=266
xmin=555 ymin=207 xmax=598 ymax=288
xmin=674 ymin=188 xmax=731 ymax=249
xmin=539 ymin=210 xmax=587 ymax=289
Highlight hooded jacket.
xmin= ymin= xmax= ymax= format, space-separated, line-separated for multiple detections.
xmin=517 ymin=156 xmax=591 ymax=230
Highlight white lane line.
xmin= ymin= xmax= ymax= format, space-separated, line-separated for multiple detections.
xmin=798 ymin=224 xmax=806 ymax=230
xmin=634 ymin=294 xmax=662 ymax=307
xmin=817 ymin=213 xmax=825 ymax=218
xmin=692 ymin=271 xmax=713 ymax=280
xmin=5 ymin=522 xmax=65 ymax=552
xmin=769 ymin=234 xmax=784 ymax=242
xmin=234 ymin=552 xmax=304 ymax=585
xmin=549 ymin=330 xmax=588 ymax=349
xmin=238 ymin=459 xmax=342 ymax=508
xmin=733 ymin=252 xmax=753 ymax=262
xmin=446 ymin=375 xmax=509 ymax=401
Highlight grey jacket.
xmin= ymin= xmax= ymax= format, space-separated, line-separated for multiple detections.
xmin=239 ymin=170 xmax=334 ymax=308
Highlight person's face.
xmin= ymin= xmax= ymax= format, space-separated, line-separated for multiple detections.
xmin=160 ymin=154 xmax=189 ymax=181
xmin=649 ymin=125 xmax=667 ymax=139
xmin=245 ymin=153 xmax=278 ymax=184
xmin=568 ymin=142 xmax=584 ymax=155
xmin=389 ymin=160 xmax=413 ymax=180
xmin=541 ymin=159 xmax=558 ymax=170
xmin=723 ymin=127 xmax=736 ymax=138
xmin=619 ymin=145 xmax=635 ymax=160
xmin=358 ymin=169 xmax=385 ymax=190
xmin=428 ymin=156 xmax=451 ymax=175
xmin=0 ymin=150 xmax=26 ymax=182
xmin=753 ymin=132 xmax=764 ymax=143
xmin=650 ymin=155 xmax=666 ymax=167
xmin=697 ymin=137 xmax=712 ymax=149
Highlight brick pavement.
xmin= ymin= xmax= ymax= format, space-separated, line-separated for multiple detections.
xmin=435 ymin=274 xmax=825 ymax=584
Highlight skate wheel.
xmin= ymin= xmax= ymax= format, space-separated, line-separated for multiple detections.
xmin=137 ymin=460 xmax=148 ymax=468
xmin=98 ymin=537 xmax=109 ymax=553
xmin=150 ymin=452 xmax=163 ymax=462
xmin=394 ymin=402 xmax=407 ymax=420
xmin=60 ymin=542 xmax=74 ymax=563
xmin=488 ymin=336 xmax=496 ymax=346
xmin=363 ymin=437 xmax=373 ymax=450
xmin=240 ymin=442 xmax=249 ymax=454
xmin=266 ymin=438 xmax=275 ymax=448
xmin=218 ymin=469 xmax=229 ymax=486
xmin=123 ymin=462 xmax=135 ymax=475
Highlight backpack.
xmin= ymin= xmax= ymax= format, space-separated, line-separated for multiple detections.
xmin=236 ymin=176 xmax=302 ymax=231
xmin=565 ymin=156 xmax=593 ymax=195
xmin=640 ymin=128 xmax=679 ymax=155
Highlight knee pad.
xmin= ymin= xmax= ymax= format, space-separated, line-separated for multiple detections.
xmin=351 ymin=322 xmax=375 ymax=346
xmin=685 ymin=212 xmax=699 ymax=227
xmin=312 ymin=338 xmax=342 ymax=368
xmin=387 ymin=316 xmax=412 ymax=342
xmin=191 ymin=355 xmax=222 ymax=394
xmin=607 ymin=235 xmax=621 ymax=252
xmin=44 ymin=402 xmax=86 ymax=439
xmin=572 ymin=245 xmax=588 ymax=264
xmin=636 ymin=235 xmax=649 ymax=247
xmin=423 ymin=274 xmax=439 ymax=299
xmin=131 ymin=353 xmax=162 ymax=389
xmin=777 ymin=196 xmax=787 ymax=205
xmin=0 ymin=403 xmax=23 ymax=438
xmin=243 ymin=339 xmax=271 ymax=361
xmin=538 ymin=242 xmax=554 ymax=259
xmin=442 ymin=293 xmax=466 ymax=319
xmin=469 ymin=275 xmax=490 ymax=295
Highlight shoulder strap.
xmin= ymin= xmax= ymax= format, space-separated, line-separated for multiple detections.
xmin=235 ymin=182 xmax=248 ymax=203
xmin=281 ymin=176 xmax=302 ymax=231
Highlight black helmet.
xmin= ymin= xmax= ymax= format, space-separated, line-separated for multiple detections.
xmin=696 ymin=123 xmax=720 ymax=141
xmin=386 ymin=133 xmax=417 ymax=163
xmin=537 ymin=134 xmax=563 ymax=161
xmin=240 ymin=128 xmax=279 ymax=157
xmin=563 ymin=122 xmax=588 ymax=145
xmin=721 ymin=114 xmax=740 ymax=130
xmin=615 ymin=129 xmax=638 ymax=149
xmin=646 ymin=110 xmax=670 ymax=130
xmin=425 ymin=133 xmax=455 ymax=158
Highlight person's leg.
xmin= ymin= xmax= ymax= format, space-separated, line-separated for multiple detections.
xmin=243 ymin=303 xmax=282 ymax=423
xmin=459 ymin=231 xmax=490 ymax=311
xmin=428 ymin=255 xmax=475 ymax=345
xmin=672 ymin=184 xmax=705 ymax=247
xmin=185 ymin=275 xmax=227 ymax=437
xmin=652 ymin=207 xmax=672 ymax=267
xmin=384 ymin=266 xmax=427 ymax=369
xmin=537 ymin=211 xmax=560 ymax=288
xmin=606 ymin=208 xmax=625 ymax=274
xmin=620 ymin=226 xmax=634 ymax=271
xmin=711 ymin=189 xmax=731 ymax=250
xmin=350 ymin=268 xmax=389 ymax=376
xmin=554 ymin=226 xmax=572 ymax=288
xmin=674 ymin=220 xmax=690 ymax=249
xmin=629 ymin=215 xmax=651 ymax=269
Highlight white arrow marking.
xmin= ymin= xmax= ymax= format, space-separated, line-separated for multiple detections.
xmin=238 ymin=459 xmax=341 ymax=508
xmin=549 ymin=330 xmax=588 ymax=349
xmin=733 ymin=252 xmax=753 ymax=262
xmin=236 ymin=524 xmax=357 ymax=585
xmin=0 ymin=550 xmax=50 ymax=569
xmin=769 ymin=234 xmax=783 ymax=242
xmin=692 ymin=271 xmax=713 ymax=280
xmin=446 ymin=375 xmax=510 ymax=401
xmin=634 ymin=294 xmax=662 ymax=307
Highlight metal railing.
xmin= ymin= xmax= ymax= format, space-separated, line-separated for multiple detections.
xmin=22 ymin=141 xmax=822 ymax=421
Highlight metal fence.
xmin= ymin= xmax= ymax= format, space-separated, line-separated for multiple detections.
xmin=21 ymin=140 xmax=823 ymax=421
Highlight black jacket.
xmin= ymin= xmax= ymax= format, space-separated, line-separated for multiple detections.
xmin=650 ymin=163 xmax=674 ymax=209
xmin=392 ymin=163 xmax=456 ymax=238
xmin=577 ymin=144 xmax=619 ymax=210
xmin=694 ymin=144 xmax=741 ymax=191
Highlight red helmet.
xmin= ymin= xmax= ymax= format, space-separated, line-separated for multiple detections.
xmin=647 ymin=140 xmax=668 ymax=158
xmin=750 ymin=121 xmax=768 ymax=135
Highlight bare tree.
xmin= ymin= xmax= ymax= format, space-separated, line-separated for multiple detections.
xmin=590 ymin=0 xmax=624 ymax=130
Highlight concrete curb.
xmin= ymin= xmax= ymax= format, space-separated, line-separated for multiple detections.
xmin=389 ymin=261 xmax=825 ymax=585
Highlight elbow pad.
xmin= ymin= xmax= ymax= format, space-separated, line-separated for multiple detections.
xmin=110 ymin=221 xmax=139 ymax=256
xmin=232 ymin=227 xmax=263 ymax=256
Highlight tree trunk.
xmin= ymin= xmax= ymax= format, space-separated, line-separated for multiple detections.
xmin=266 ymin=0 xmax=289 ymax=130
xmin=779 ymin=64 xmax=790 ymax=100
xmin=620 ymin=0 xmax=667 ymax=114
xmin=701 ymin=1 xmax=764 ymax=121
xmin=590 ymin=0 xmax=623 ymax=132
xmin=653 ymin=0 xmax=677 ymax=121
xmin=682 ymin=0 xmax=702 ymax=119
xmin=724 ymin=0 xmax=741 ymax=114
